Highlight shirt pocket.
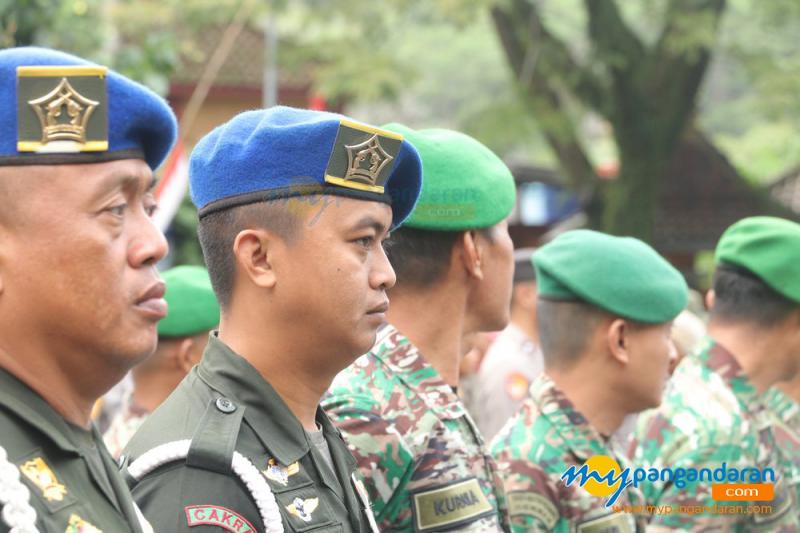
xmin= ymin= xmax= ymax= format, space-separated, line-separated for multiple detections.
xmin=274 ymin=486 xmax=340 ymax=532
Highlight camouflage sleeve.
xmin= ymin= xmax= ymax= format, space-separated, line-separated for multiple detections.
xmin=632 ymin=412 xmax=752 ymax=530
xmin=491 ymin=440 xmax=563 ymax=532
xmin=323 ymin=391 xmax=416 ymax=530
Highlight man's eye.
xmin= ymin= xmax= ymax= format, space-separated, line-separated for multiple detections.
xmin=356 ymin=236 xmax=374 ymax=248
xmin=107 ymin=204 xmax=127 ymax=217
xmin=145 ymin=204 xmax=158 ymax=217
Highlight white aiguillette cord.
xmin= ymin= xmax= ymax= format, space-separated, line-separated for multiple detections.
xmin=0 ymin=444 xmax=39 ymax=533
xmin=127 ymin=439 xmax=284 ymax=532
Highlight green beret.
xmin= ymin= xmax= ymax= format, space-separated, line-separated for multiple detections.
xmin=715 ymin=216 xmax=800 ymax=304
xmin=534 ymin=230 xmax=688 ymax=324
xmin=158 ymin=266 xmax=220 ymax=338
xmin=381 ymin=124 xmax=516 ymax=230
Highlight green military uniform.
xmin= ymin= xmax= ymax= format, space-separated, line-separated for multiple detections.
xmin=0 ymin=47 xmax=177 ymax=533
xmin=490 ymin=230 xmax=688 ymax=532
xmin=124 ymin=335 xmax=375 ymax=532
xmin=631 ymin=338 xmax=798 ymax=530
xmin=324 ymin=325 xmax=509 ymax=532
xmin=0 ymin=369 xmax=149 ymax=533
xmin=491 ymin=374 xmax=646 ymax=532
xmin=323 ymin=124 xmax=516 ymax=532
xmin=764 ymin=387 xmax=800 ymax=514
xmin=631 ymin=217 xmax=800 ymax=530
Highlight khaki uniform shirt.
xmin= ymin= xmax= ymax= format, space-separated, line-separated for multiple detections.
xmin=123 ymin=334 xmax=376 ymax=533
xmin=0 ymin=368 xmax=145 ymax=533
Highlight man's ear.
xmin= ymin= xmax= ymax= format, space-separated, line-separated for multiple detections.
xmin=175 ymin=337 xmax=197 ymax=373
xmin=233 ymin=229 xmax=278 ymax=289
xmin=705 ymin=289 xmax=715 ymax=310
xmin=459 ymin=230 xmax=484 ymax=281
xmin=607 ymin=318 xmax=631 ymax=365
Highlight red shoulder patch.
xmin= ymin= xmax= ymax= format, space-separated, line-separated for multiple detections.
xmin=185 ymin=504 xmax=257 ymax=533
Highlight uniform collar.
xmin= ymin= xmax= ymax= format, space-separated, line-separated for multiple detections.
xmin=530 ymin=373 xmax=625 ymax=463
xmin=369 ymin=324 xmax=465 ymax=419
xmin=195 ymin=334 xmax=336 ymax=466
xmin=696 ymin=337 xmax=764 ymax=413
xmin=0 ymin=367 xmax=81 ymax=454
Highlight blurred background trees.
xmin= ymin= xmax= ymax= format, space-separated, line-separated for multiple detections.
xmin=3 ymin=0 xmax=799 ymax=276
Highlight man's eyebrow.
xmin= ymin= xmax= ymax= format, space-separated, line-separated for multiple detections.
xmin=352 ymin=214 xmax=389 ymax=236
xmin=95 ymin=171 xmax=154 ymax=198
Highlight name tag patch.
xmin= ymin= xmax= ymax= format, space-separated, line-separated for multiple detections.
xmin=507 ymin=491 xmax=559 ymax=530
xmin=411 ymin=478 xmax=494 ymax=532
xmin=185 ymin=505 xmax=256 ymax=533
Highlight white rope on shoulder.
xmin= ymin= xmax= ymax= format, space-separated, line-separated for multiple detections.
xmin=0 ymin=445 xmax=39 ymax=533
xmin=127 ymin=439 xmax=284 ymax=533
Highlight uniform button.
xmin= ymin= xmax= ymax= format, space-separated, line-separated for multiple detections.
xmin=216 ymin=397 xmax=237 ymax=413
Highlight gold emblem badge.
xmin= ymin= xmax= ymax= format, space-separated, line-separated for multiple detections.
xmin=19 ymin=457 xmax=68 ymax=502
xmin=324 ymin=119 xmax=403 ymax=194
xmin=28 ymin=77 xmax=99 ymax=144
xmin=16 ymin=65 xmax=108 ymax=153
xmin=343 ymin=135 xmax=393 ymax=186
xmin=65 ymin=513 xmax=103 ymax=533
xmin=286 ymin=497 xmax=319 ymax=522
xmin=262 ymin=458 xmax=300 ymax=486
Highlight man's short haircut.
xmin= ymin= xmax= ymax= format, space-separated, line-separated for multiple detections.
xmin=197 ymin=201 xmax=300 ymax=308
xmin=386 ymin=226 xmax=497 ymax=288
xmin=537 ymin=299 xmax=608 ymax=368
xmin=710 ymin=263 xmax=798 ymax=327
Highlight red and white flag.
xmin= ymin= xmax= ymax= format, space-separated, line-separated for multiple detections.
xmin=153 ymin=139 xmax=189 ymax=232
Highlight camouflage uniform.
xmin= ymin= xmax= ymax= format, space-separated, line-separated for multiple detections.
xmin=491 ymin=374 xmax=645 ymax=532
xmin=765 ymin=387 xmax=800 ymax=509
xmin=323 ymin=324 xmax=509 ymax=532
xmin=631 ymin=338 xmax=799 ymax=531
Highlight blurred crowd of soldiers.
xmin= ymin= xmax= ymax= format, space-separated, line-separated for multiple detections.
xmin=1 ymin=46 xmax=798 ymax=533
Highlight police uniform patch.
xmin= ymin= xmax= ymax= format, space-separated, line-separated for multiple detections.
xmin=19 ymin=457 xmax=67 ymax=502
xmin=575 ymin=513 xmax=633 ymax=533
xmin=410 ymin=478 xmax=494 ymax=533
xmin=262 ymin=458 xmax=299 ymax=486
xmin=286 ymin=496 xmax=319 ymax=522
xmin=324 ymin=119 xmax=403 ymax=194
xmin=507 ymin=491 xmax=558 ymax=530
xmin=505 ymin=372 xmax=530 ymax=401
xmin=65 ymin=513 xmax=103 ymax=533
xmin=16 ymin=65 xmax=108 ymax=153
xmin=184 ymin=505 xmax=256 ymax=532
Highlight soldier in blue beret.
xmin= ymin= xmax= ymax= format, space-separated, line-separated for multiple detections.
xmin=0 ymin=47 xmax=176 ymax=532
xmin=123 ymin=106 xmax=422 ymax=533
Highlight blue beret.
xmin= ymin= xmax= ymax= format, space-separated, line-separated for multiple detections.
xmin=0 ymin=47 xmax=176 ymax=170
xmin=189 ymin=106 xmax=423 ymax=228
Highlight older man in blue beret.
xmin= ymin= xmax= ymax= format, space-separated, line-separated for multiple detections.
xmin=0 ymin=48 xmax=176 ymax=532
xmin=122 ymin=107 xmax=422 ymax=533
